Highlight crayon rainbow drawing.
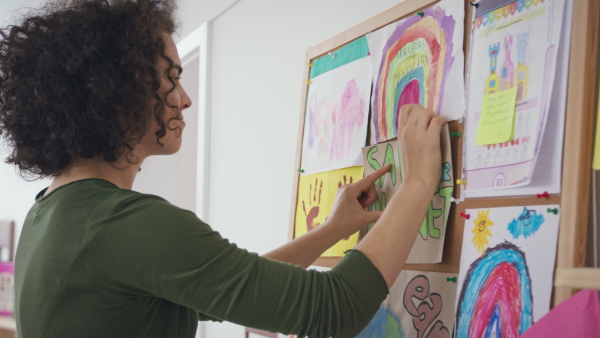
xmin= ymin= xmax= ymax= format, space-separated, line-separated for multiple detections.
xmin=370 ymin=7 xmax=456 ymax=143
xmin=456 ymin=242 xmax=533 ymax=338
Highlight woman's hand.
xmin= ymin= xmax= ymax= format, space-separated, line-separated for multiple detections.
xmin=397 ymin=104 xmax=447 ymax=193
xmin=322 ymin=165 xmax=392 ymax=240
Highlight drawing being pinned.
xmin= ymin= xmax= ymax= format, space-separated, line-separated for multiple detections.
xmin=366 ymin=0 xmax=465 ymax=143
xmin=362 ymin=125 xmax=453 ymax=264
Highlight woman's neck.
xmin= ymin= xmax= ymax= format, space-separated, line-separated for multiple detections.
xmin=44 ymin=156 xmax=142 ymax=196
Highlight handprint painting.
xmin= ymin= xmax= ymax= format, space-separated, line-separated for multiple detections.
xmin=294 ymin=166 xmax=364 ymax=257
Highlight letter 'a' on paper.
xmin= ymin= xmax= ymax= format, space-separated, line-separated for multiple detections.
xmin=475 ymin=87 xmax=518 ymax=145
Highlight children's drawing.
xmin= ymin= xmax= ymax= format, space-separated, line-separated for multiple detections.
xmin=300 ymin=178 xmax=323 ymax=233
xmin=500 ymin=35 xmax=515 ymax=91
xmin=508 ymin=207 xmax=544 ymax=239
xmin=294 ymin=167 xmax=364 ymax=257
xmin=464 ymin=0 xmax=566 ymax=193
xmin=456 ymin=242 xmax=533 ymax=338
xmin=358 ymin=270 xmax=458 ymax=338
xmin=301 ymin=38 xmax=372 ymax=176
xmin=362 ymin=125 xmax=453 ymax=263
xmin=471 ymin=209 xmax=494 ymax=255
xmin=485 ymin=43 xmax=501 ymax=94
xmin=366 ymin=0 xmax=464 ymax=144
xmin=356 ymin=307 xmax=404 ymax=338
xmin=515 ymin=33 xmax=530 ymax=101
xmin=456 ymin=205 xmax=561 ymax=337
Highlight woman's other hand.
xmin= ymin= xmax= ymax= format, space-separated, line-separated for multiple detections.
xmin=397 ymin=104 xmax=447 ymax=193
xmin=322 ymin=164 xmax=392 ymax=240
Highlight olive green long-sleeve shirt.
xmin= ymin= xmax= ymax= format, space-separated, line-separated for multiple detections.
xmin=15 ymin=179 xmax=388 ymax=338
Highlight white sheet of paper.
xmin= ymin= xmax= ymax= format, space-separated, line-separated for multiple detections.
xmin=366 ymin=0 xmax=465 ymax=144
xmin=465 ymin=0 xmax=571 ymax=198
xmin=300 ymin=57 xmax=372 ymax=175
xmin=455 ymin=205 xmax=560 ymax=337
xmin=463 ymin=0 xmax=566 ymax=193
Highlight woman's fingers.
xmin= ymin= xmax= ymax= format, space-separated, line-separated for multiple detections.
xmin=428 ymin=115 xmax=447 ymax=135
xmin=352 ymin=164 xmax=392 ymax=196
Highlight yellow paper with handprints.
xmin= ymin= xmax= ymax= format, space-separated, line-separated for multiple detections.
xmin=476 ymin=88 xmax=518 ymax=145
xmin=294 ymin=166 xmax=364 ymax=257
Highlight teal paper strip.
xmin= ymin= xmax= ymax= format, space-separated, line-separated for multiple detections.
xmin=309 ymin=36 xmax=370 ymax=79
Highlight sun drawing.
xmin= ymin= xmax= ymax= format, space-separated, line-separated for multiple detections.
xmin=471 ymin=209 xmax=494 ymax=255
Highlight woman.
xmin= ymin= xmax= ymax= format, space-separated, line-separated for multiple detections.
xmin=0 ymin=0 xmax=446 ymax=337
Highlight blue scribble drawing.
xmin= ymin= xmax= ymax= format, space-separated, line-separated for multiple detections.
xmin=356 ymin=306 xmax=404 ymax=338
xmin=508 ymin=207 xmax=544 ymax=239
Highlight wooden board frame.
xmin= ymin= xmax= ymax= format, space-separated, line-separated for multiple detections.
xmin=287 ymin=0 xmax=600 ymax=307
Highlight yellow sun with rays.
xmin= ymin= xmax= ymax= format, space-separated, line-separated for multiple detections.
xmin=471 ymin=209 xmax=494 ymax=255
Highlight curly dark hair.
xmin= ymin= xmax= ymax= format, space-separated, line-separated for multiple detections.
xmin=0 ymin=0 xmax=180 ymax=179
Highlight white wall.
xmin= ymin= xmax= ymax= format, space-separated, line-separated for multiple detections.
xmin=204 ymin=0 xmax=405 ymax=336
xmin=0 ymin=0 xmax=51 ymax=261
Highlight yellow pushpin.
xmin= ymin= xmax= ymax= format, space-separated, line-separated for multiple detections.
xmin=456 ymin=178 xmax=467 ymax=186
xmin=307 ymin=63 xmax=313 ymax=67
xmin=306 ymin=80 xmax=313 ymax=85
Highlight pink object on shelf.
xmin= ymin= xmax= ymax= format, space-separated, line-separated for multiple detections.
xmin=521 ymin=289 xmax=600 ymax=338
xmin=0 ymin=262 xmax=14 ymax=316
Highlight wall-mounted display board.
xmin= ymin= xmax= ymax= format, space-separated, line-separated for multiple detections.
xmin=288 ymin=0 xmax=600 ymax=334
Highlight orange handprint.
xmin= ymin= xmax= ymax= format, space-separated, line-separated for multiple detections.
xmin=338 ymin=175 xmax=353 ymax=240
xmin=337 ymin=175 xmax=353 ymax=189
xmin=302 ymin=178 xmax=323 ymax=232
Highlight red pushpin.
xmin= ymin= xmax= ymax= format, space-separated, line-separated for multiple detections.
xmin=537 ymin=191 xmax=550 ymax=198
xmin=460 ymin=212 xmax=471 ymax=220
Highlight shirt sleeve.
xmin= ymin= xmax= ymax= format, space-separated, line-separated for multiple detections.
xmin=83 ymin=194 xmax=389 ymax=337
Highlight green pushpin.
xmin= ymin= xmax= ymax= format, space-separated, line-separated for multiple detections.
xmin=416 ymin=12 xmax=425 ymax=17
xmin=451 ymin=132 xmax=462 ymax=137
xmin=547 ymin=208 xmax=559 ymax=215
xmin=446 ymin=277 xmax=457 ymax=283
xmin=298 ymin=169 xmax=304 ymax=173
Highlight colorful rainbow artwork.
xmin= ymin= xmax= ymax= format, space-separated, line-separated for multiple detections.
xmin=456 ymin=241 xmax=533 ymax=338
xmin=356 ymin=306 xmax=404 ymax=338
xmin=371 ymin=7 xmax=456 ymax=143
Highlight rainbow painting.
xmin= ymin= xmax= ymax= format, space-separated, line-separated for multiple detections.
xmin=366 ymin=0 xmax=464 ymax=144
xmin=456 ymin=205 xmax=561 ymax=338
xmin=456 ymin=242 xmax=533 ymax=338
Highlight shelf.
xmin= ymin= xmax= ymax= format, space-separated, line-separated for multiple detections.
xmin=0 ymin=316 xmax=15 ymax=331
